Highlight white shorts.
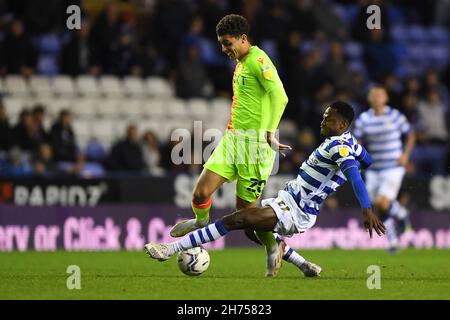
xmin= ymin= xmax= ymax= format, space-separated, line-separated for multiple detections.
xmin=365 ymin=167 xmax=405 ymax=202
xmin=261 ymin=190 xmax=317 ymax=237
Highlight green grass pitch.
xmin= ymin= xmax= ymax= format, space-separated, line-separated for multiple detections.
xmin=1 ymin=249 xmax=449 ymax=299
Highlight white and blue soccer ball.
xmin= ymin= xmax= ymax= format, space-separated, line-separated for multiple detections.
xmin=177 ymin=247 xmax=210 ymax=276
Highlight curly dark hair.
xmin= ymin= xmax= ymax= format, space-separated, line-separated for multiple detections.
xmin=216 ymin=14 xmax=250 ymax=37
xmin=329 ymin=101 xmax=355 ymax=125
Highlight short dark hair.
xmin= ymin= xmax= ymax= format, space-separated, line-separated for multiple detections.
xmin=216 ymin=14 xmax=250 ymax=37
xmin=329 ymin=101 xmax=355 ymax=125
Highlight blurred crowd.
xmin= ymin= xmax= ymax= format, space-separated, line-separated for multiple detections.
xmin=0 ymin=0 xmax=449 ymax=178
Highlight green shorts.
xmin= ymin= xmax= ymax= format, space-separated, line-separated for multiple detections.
xmin=204 ymin=130 xmax=277 ymax=202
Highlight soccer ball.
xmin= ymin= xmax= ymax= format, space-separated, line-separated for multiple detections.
xmin=177 ymin=247 xmax=210 ymax=276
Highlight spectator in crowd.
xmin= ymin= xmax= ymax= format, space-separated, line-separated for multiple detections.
xmin=175 ymin=43 xmax=212 ymax=98
xmin=32 ymin=104 xmax=49 ymax=143
xmin=324 ymin=41 xmax=352 ymax=93
xmin=363 ymin=29 xmax=398 ymax=82
xmin=60 ymin=19 xmax=94 ymax=76
xmin=0 ymin=103 xmax=11 ymax=152
xmin=2 ymin=147 xmax=33 ymax=177
xmin=288 ymin=0 xmax=317 ymax=36
xmin=106 ymin=124 xmax=146 ymax=173
xmin=88 ymin=1 xmax=122 ymax=76
xmin=49 ymin=110 xmax=78 ymax=162
xmin=383 ymin=73 xmax=403 ymax=109
xmin=310 ymin=0 xmax=347 ymax=40
xmin=109 ymin=27 xmax=143 ymax=77
xmin=290 ymin=47 xmax=326 ymax=127
xmin=411 ymin=89 xmax=449 ymax=175
xmin=423 ymin=69 xmax=449 ymax=106
xmin=401 ymin=92 xmax=420 ymax=125
xmin=85 ymin=137 xmax=107 ymax=163
xmin=11 ymin=109 xmax=41 ymax=154
xmin=33 ymin=143 xmax=59 ymax=176
xmin=0 ymin=19 xmax=37 ymax=76
xmin=142 ymin=130 xmax=165 ymax=177
xmin=152 ymin=0 xmax=191 ymax=73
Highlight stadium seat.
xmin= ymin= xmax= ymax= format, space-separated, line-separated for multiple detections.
xmin=166 ymin=99 xmax=188 ymax=119
xmin=72 ymin=119 xmax=92 ymax=150
xmin=387 ymin=5 xmax=406 ymax=24
xmin=160 ymin=119 xmax=190 ymax=143
xmin=71 ymin=98 xmax=99 ymax=119
xmin=345 ymin=42 xmax=362 ymax=60
xmin=97 ymin=98 xmax=121 ymax=119
xmin=408 ymin=25 xmax=428 ymax=43
xmin=137 ymin=120 xmax=160 ymax=136
xmin=120 ymin=99 xmax=143 ymax=120
xmin=29 ymin=76 xmax=54 ymax=97
xmin=146 ymin=77 xmax=174 ymax=98
xmin=407 ymin=45 xmax=429 ymax=63
xmin=76 ymin=75 xmax=100 ymax=97
xmin=141 ymin=99 xmax=166 ymax=118
xmin=46 ymin=98 xmax=73 ymax=117
xmin=429 ymin=46 xmax=449 ymax=68
xmin=428 ymin=26 xmax=449 ymax=45
xmin=390 ymin=25 xmax=409 ymax=44
xmin=99 ymin=76 xmax=124 ymax=98
xmin=52 ymin=76 xmax=76 ymax=97
xmin=186 ymin=98 xmax=211 ymax=122
xmin=123 ymin=76 xmax=146 ymax=97
xmin=110 ymin=119 xmax=129 ymax=140
xmin=2 ymin=97 xmax=25 ymax=118
xmin=4 ymin=75 xmax=30 ymax=96
xmin=348 ymin=60 xmax=367 ymax=76
xmin=90 ymin=119 xmax=116 ymax=147
xmin=72 ymin=119 xmax=92 ymax=138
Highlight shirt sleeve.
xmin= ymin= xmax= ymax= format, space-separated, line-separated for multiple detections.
xmin=397 ymin=113 xmax=411 ymax=134
xmin=248 ymin=55 xmax=288 ymax=132
xmin=353 ymin=143 xmax=372 ymax=169
xmin=329 ymin=143 xmax=358 ymax=173
xmin=342 ymin=166 xmax=372 ymax=209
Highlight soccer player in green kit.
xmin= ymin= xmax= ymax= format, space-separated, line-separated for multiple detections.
xmin=167 ymin=14 xmax=293 ymax=276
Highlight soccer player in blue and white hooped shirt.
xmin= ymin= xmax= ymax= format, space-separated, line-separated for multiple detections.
xmin=145 ymin=101 xmax=385 ymax=277
xmin=353 ymin=86 xmax=415 ymax=253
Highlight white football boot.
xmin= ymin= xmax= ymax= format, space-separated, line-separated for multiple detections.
xmin=144 ymin=243 xmax=172 ymax=261
xmin=299 ymin=261 xmax=322 ymax=277
xmin=169 ymin=218 xmax=209 ymax=238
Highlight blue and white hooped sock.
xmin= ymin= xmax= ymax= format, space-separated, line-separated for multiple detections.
xmin=170 ymin=220 xmax=229 ymax=255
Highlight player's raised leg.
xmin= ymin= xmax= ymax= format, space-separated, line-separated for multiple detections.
xmin=170 ymin=168 xmax=227 ymax=237
xmin=146 ymin=206 xmax=284 ymax=277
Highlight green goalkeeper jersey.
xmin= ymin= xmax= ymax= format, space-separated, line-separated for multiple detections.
xmin=228 ymin=46 xmax=288 ymax=137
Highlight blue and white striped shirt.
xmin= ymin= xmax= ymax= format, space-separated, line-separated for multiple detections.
xmin=353 ymin=106 xmax=410 ymax=171
xmin=286 ymin=131 xmax=362 ymax=215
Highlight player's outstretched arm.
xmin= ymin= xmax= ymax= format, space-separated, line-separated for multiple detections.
xmin=354 ymin=144 xmax=372 ymax=169
xmin=342 ymin=163 xmax=385 ymax=238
